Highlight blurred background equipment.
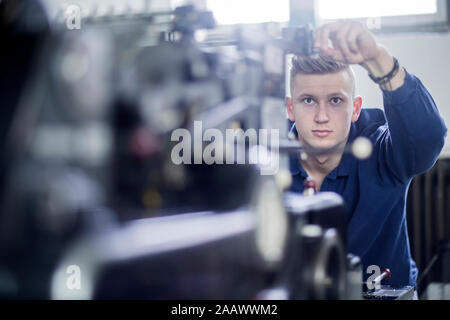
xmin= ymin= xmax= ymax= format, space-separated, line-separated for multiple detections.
xmin=0 ymin=0 xmax=446 ymax=300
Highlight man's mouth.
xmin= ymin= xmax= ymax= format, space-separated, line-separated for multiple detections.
xmin=312 ymin=130 xmax=332 ymax=137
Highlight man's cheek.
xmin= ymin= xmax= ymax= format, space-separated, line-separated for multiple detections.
xmin=297 ymin=129 xmax=311 ymax=144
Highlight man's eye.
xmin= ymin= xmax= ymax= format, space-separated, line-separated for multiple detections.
xmin=331 ymin=97 xmax=342 ymax=104
xmin=303 ymin=98 xmax=314 ymax=105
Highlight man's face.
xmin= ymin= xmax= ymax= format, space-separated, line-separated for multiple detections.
xmin=286 ymin=69 xmax=362 ymax=151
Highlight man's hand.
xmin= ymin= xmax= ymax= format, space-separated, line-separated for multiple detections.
xmin=314 ymin=20 xmax=405 ymax=90
xmin=314 ymin=20 xmax=380 ymax=64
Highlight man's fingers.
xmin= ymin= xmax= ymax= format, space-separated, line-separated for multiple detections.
xmin=346 ymin=22 xmax=362 ymax=54
xmin=330 ymin=21 xmax=355 ymax=63
xmin=341 ymin=21 xmax=367 ymax=63
xmin=315 ymin=22 xmax=340 ymax=53
xmin=344 ymin=21 xmax=379 ymax=60
xmin=315 ymin=21 xmax=370 ymax=64
xmin=328 ymin=49 xmax=346 ymax=62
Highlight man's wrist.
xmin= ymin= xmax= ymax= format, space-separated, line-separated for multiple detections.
xmin=360 ymin=45 xmax=406 ymax=91
xmin=360 ymin=45 xmax=393 ymax=76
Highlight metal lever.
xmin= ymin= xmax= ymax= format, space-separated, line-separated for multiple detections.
xmin=370 ymin=268 xmax=391 ymax=292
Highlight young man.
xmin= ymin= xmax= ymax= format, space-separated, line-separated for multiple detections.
xmin=286 ymin=21 xmax=447 ymax=293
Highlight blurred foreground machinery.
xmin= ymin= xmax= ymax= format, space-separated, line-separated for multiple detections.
xmin=0 ymin=0 xmax=411 ymax=300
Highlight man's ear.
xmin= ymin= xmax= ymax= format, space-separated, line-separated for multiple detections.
xmin=351 ymin=96 xmax=362 ymax=123
xmin=286 ymin=97 xmax=295 ymax=122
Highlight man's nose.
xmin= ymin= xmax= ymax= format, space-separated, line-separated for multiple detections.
xmin=314 ymin=103 xmax=329 ymax=124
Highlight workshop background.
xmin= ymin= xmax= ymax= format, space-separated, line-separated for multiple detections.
xmin=0 ymin=0 xmax=449 ymax=300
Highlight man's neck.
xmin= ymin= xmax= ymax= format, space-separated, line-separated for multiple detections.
xmin=300 ymin=151 xmax=344 ymax=178
xmin=299 ymin=135 xmax=349 ymax=183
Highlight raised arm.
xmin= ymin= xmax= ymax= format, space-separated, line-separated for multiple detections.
xmin=314 ymin=20 xmax=447 ymax=183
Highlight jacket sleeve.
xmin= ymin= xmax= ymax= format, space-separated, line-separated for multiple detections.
xmin=377 ymin=70 xmax=447 ymax=184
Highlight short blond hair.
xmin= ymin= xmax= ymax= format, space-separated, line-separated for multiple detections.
xmin=289 ymin=54 xmax=356 ymax=97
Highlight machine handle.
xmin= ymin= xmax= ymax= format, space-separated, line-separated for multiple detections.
xmin=371 ymin=268 xmax=391 ymax=291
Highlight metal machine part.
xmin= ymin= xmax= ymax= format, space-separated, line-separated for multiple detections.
xmin=368 ymin=268 xmax=392 ymax=292
xmin=284 ymin=192 xmax=347 ymax=247
xmin=363 ymin=268 xmax=415 ymax=300
xmin=282 ymin=25 xmax=318 ymax=56
xmin=51 ymin=209 xmax=262 ymax=299
xmin=346 ymin=254 xmax=363 ymax=300
xmin=282 ymin=193 xmax=348 ymax=300
xmin=363 ymin=286 xmax=415 ymax=300
xmin=304 ymin=227 xmax=346 ymax=300
xmin=50 ymin=171 xmax=290 ymax=299
xmin=252 ymin=176 xmax=289 ymax=269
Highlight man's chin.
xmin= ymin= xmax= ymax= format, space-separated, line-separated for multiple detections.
xmin=307 ymin=140 xmax=338 ymax=152
xmin=300 ymin=136 xmax=348 ymax=156
xmin=299 ymin=137 xmax=344 ymax=154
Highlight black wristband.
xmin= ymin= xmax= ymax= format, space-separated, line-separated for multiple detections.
xmin=368 ymin=57 xmax=399 ymax=85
